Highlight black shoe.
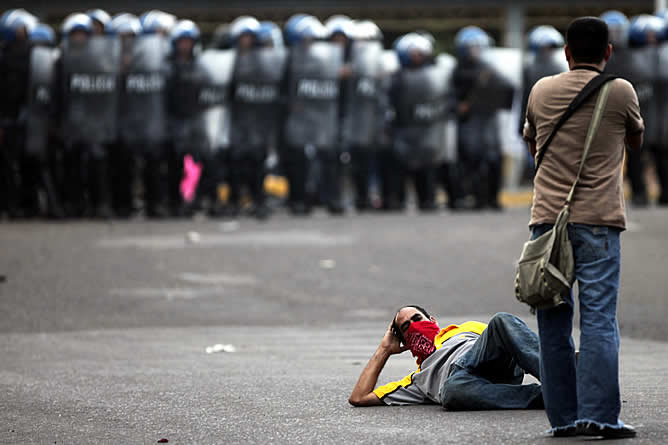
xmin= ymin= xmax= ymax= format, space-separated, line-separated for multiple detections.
xmin=290 ymin=202 xmax=311 ymax=216
xmin=552 ymin=426 xmax=577 ymax=438
xmin=488 ymin=201 xmax=503 ymax=211
xmin=94 ymin=204 xmax=113 ymax=219
xmin=632 ymin=195 xmax=649 ymax=207
xmin=578 ymin=423 xmax=637 ymax=439
xmin=253 ymin=204 xmax=271 ymax=221
xmin=327 ymin=203 xmax=345 ymax=216
xmin=419 ymin=201 xmax=438 ymax=212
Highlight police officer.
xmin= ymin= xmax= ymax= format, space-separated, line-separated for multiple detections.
xmin=282 ymin=16 xmax=344 ymax=215
xmin=453 ymin=26 xmax=511 ymax=210
xmin=108 ymin=13 xmax=143 ymax=218
xmin=323 ymin=15 xmax=356 ymax=214
xmin=518 ymin=25 xmax=568 ymax=185
xmin=228 ymin=19 xmax=282 ymax=219
xmin=601 ymin=11 xmax=648 ymax=206
xmin=519 ymin=25 xmax=567 ymax=137
xmin=0 ymin=9 xmax=38 ymax=218
xmin=56 ymin=13 xmax=119 ymax=218
xmin=342 ymin=20 xmax=385 ymax=211
xmin=627 ymin=14 xmax=668 ymax=206
xmin=131 ymin=11 xmax=174 ymax=218
xmin=387 ymin=33 xmax=443 ymax=211
xmin=25 ymin=23 xmax=64 ymax=218
xmin=166 ymin=20 xmax=203 ymax=217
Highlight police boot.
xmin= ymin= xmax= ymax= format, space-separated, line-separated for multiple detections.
xmin=144 ymin=158 xmax=169 ymax=219
xmin=487 ymin=161 xmax=503 ymax=211
xmin=91 ymin=158 xmax=113 ymax=219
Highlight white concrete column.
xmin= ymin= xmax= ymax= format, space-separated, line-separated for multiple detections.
xmin=503 ymin=2 xmax=526 ymax=49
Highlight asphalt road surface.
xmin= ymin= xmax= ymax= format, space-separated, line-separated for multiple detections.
xmin=1 ymin=207 xmax=667 ymax=444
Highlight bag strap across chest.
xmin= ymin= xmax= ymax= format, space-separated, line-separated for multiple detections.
xmin=535 ymin=73 xmax=618 ymax=171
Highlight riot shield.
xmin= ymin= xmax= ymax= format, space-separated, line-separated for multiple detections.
xmin=25 ymin=46 xmax=59 ymax=159
xmin=520 ymin=48 xmax=569 ymax=134
xmin=392 ymin=56 xmax=454 ymax=168
xmin=168 ymin=59 xmax=206 ymax=155
xmin=605 ymin=47 xmax=634 ymax=81
xmin=341 ymin=40 xmax=383 ymax=149
xmin=523 ymin=48 xmax=568 ymax=89
xmin=284 ymin=41 xmax=344 ymax=150
xmin=119 ymin=34 xmax=169 ymax=147
xmin=230 ymin=46 xmax=287 ymax=157
xmin=196 ymin=49 xmax=236 ymax=155
xmin=474 ymin=47 xmax=520 ymax=113
xmin=61 ymin=35 xmax=120 ymax=146
xmin=628 ymin=47 xmax=660 ymax=146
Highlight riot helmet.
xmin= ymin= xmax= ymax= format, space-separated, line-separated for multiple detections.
xmin=629 ymin=14 xmax=666 ymax=47
xmin=527 ymin=25 xmax=564 ymax=51
xmin=29 ymin=23 xmax=56 ymax=46
xmin=230 ymin=16 xmax=260 ymax=50
xmin=257 ymin=21 xmax=283 ymax=48
xmin=395 ymin=32 xmax=433 ymax=68
xmin=454 ymin=25 xmax=492 ymax=60
xmin=600 ymin=10 xmax=630 ymax=48
xmin=107 ymin=13 xmax=142 ymax=37
xmin=283 ymin=14 xmax=312 ymax=46
xmin=140 ymin=10 xmax=176 ymax=36
xmin=290 ymin=15 xmax=326 ymax=45
xmin=86 ymin=9 xmax=110 ymax=35
xmin=1 ymin=9 xmax=38 ymax=42
xmin=169 ymin=19 xmax=200 ymax=60
xmin=352 ymin=20 xmax=383 ymax=42
xmin=61 ymin=12 xmax=93 ymax=45
xmin=325 ymin=15 xmax=354 ymax=45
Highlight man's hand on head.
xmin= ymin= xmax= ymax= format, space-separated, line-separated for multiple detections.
xmin=380 ymin=323 xmax=408 ymax=355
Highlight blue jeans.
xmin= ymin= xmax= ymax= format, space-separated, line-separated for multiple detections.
xmin=532 ymin=223 xmax=624 ymax=432
xmin=440 ymin=312 xmax=543 ymax=410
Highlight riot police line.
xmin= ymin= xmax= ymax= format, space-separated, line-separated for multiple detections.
xmin=2 ymin=9 xmax=668 ymax=221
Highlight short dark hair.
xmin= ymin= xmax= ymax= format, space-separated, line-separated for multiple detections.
xmin=566 ymin=17 xmax=609 ymax=64
xmin=391 ymin=305 xmax=431 ymax=343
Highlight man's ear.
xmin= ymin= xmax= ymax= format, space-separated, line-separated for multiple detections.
xmin=564 ymin=45 xmax=571 ymax=63
xmin=604 ymin=43 xmax=612 ymax=62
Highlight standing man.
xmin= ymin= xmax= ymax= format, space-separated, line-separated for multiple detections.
xmin=523 ymin=17 xmax=643 ymax=438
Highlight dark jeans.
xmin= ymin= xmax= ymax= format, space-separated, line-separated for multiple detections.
xmin=440 ymin=312 xmax=542 ymax=410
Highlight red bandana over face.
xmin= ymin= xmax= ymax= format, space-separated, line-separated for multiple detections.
xmin=404 ymin=320 xmax=440 ymax=365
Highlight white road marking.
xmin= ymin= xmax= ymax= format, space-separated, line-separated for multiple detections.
xmin=109 ymin=287 xmax=225 ymax=300
xmin=97 ymin=230 xmax=354 ymax=249
xmin=177 ymin=273 xmax=258 ymax=286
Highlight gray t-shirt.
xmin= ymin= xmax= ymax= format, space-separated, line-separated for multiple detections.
xmin=378 ymin=332 xmax=479 ymax=405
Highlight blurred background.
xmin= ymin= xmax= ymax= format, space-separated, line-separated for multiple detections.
xmin=2 ymin=0 xmax=667 ymax=221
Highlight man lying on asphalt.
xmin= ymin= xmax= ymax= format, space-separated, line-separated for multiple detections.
xmin=349 ymin=307 xmax=543 ymax=409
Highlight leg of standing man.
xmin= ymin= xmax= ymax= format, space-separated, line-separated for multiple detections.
xmin=535 ymin=223 xmax=633 ymax=437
